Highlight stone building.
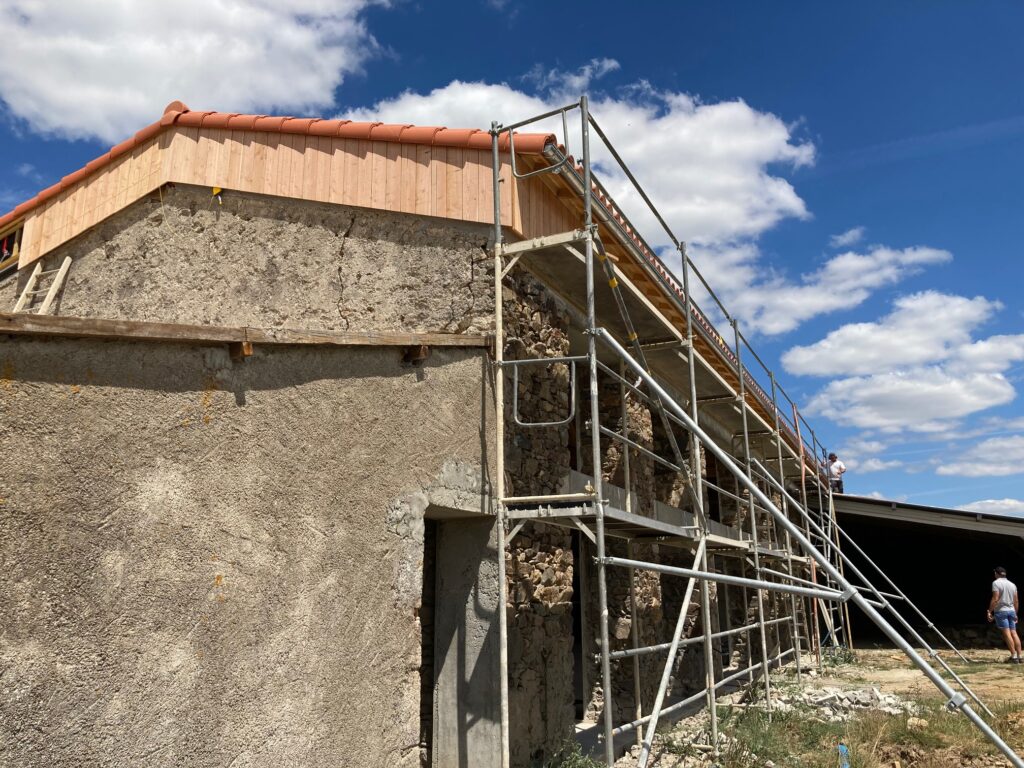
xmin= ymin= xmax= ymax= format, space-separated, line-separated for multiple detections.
xmin=0 ymin=102 xmax=820 ymax=768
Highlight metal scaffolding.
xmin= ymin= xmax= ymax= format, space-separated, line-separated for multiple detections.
xmin=488 ymin=96 xmax=1023 ymax=768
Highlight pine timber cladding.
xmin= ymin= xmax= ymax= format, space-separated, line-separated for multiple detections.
xmin=16 ymin=127 xmax=576 ymax=268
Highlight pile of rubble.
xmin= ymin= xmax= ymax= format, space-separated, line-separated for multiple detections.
xmin=769 ymin=683 xmax=916 ymax=721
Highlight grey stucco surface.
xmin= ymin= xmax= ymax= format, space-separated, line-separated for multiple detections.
xmin=1 ymin=184 xmax=495 ymax=334
xmin=0 ymin=338 xmax=493 ymax=768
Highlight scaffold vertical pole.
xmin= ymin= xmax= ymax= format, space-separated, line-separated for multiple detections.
xmin=770 ymin=372 xmax=802 ymax=683
xmin=732 ymin=319 xmax=772 ymax=716
xmin=579 ymin=95 xmax=616 ymax=767
xmin=680 ymin=242 xmax=718 ymax=746
xmin=490 ymin=122 xmax=511 ymax=768
xmin=621 ymin=363 xmax=644 ymax=747
xmin=792 ymin=404 xmax=823 ymax=669
xmin=810 ymin=444 xmax=839 ymax=649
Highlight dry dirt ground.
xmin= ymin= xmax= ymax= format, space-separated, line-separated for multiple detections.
xmin=819 ymin=647 xmax=1024 ymax=702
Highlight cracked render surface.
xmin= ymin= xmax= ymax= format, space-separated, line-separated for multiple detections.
xmin=1 ymin=184 xmax=496 ymax=335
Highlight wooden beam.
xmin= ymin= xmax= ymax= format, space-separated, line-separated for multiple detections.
xmin=0 ymin=312 xmax=490 ymax=350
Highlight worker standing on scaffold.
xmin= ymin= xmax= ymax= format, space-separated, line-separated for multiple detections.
xmin=827 ymin=452 xmax=846 ymax=494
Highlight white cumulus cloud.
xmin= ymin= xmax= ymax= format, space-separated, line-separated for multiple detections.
xmin=0 ymin=0 xmax=385 ymax=143
xmin=804 ymin=367 xmax=1015 ymax=432
xmin=345 ymin=66 xmax=814 ymax=249
xmin=346 ymin=64 xmax=951 ymax=336
xmin=787 ymin=291 xmax=1024 ymax=432
xmin=782 ymin=292 xmax=996 ymax=377
xmin=829 ymin=226 xmax=865 ymax=248
xmin=937 ymin=436 xmax=1024 ymax=477
xmin=705 ymin=247 xmax=952 ymax=336
xmin=958 ymin=498 xmax=1024 ymax=516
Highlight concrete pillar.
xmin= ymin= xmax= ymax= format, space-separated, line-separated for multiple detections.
xmin=433 ymin=518 xmax=502 ymax=767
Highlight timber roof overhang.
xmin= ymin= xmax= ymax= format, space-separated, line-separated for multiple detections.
xmin=0 ymin=100 xmax=555 ymax=233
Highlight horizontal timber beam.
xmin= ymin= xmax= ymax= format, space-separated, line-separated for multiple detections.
xmin=0 ymin=312 xmax=490 ymax=350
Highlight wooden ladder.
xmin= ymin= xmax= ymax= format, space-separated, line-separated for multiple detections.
xmin=13 ymin=257 xmax=73 ymax=314
xmin=794 ymin=596 xmax=814 ymax=655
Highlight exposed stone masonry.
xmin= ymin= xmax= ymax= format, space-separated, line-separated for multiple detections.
xmin=502 ymin=269 xmax=575 ymax=766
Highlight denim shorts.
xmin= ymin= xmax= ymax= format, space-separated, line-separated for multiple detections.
xmin=995 ymin=610 xmax=1018 ymax=630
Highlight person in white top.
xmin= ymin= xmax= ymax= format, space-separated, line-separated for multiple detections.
xmin=827 ymin=452 xmax=846 ymax=494
xmin=988 ymin=566 xmax=1022 ymax=663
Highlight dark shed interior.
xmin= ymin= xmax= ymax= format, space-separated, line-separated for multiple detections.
xmin=837 ymin=504 xmax=1024 ymax=648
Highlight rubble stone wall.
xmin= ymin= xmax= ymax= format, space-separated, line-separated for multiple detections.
xmin=501 ymin=269 xmax=575 ymax=766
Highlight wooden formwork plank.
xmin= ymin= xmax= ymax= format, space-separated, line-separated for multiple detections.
xmin=0 ymin=312 xmax=490 ymax=349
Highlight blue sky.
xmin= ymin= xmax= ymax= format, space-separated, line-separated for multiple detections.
xmin=1 ymin=1 xmax=1022 ymax=512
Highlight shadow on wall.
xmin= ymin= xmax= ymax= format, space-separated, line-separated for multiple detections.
xmin=0 ymin=336 xmax=484 ymax=395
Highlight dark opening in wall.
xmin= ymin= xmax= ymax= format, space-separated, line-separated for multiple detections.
xmin=839 ymin=512 xmax=1024 ymax=647
xmin=419 ymin=519 xmax=438 ymax=767
xmin=571 ymin=530 xmax=587 ymax=721
xmin=0 ymin=223 xmax=22 ymax=278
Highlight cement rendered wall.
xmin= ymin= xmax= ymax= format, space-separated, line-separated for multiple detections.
xmin=1 ymin=184 xmax=495 ymax=335
xmin=0 ymin=189 xmax=503 ymax=768
xmin=0 ymin=338 xmax=493 ymax=768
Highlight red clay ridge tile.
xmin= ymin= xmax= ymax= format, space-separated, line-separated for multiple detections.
xmin=60 ymin=168 xmax=90 ymax=187
xmin=253 ymin=116 xmax=287 ymax=132
xmin=433 ymin=128 xmax=477 ymax=148
xmin=308 ymin=119 xmax=344 ymax=137
xmin=337 ymin=121 xmax=380 ymax=139
xmin=368 ymin=124 xmax=409 ymax=142
xmin=174 ymin=111 xmax=214 ymax=128
xmin=226 ymin=115 xmax=257 ymax=130
xmin=398 ymin=126 xmax=441 ymax=144
xmin=109 ymin=138 xmax=136 ymax=160
xmin=134 ymin=123 xmax=162 ymax=143
xmin=36 ymin=183 xmax=63 ymax=205
xmin=280 ymin=118 xmax=316 ymax=135
xmin=201 ymin=113 xmax=235 ymax=130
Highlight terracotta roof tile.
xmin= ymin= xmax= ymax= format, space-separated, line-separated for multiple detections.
xmin=367 ymin=123 xmax=409 ymax=142
xmin=133 ymin=122 xmax=163 ymax=143
xmin=252 ymin=115 xmax=287 ymax=132
xmin=434 ymin=128 xmax=479 ymax=148
xmin=280 ymin=117 xmax=317 ymax=135
xmin=0 ymin=100 xmax=555 ymax=232
xmin=337 ymin=121 xmax=379 ymax=139
xmin=308 ymin=118 xmax=345 ymax=137
xmin=225 ymin=114 xmax=258 ymax=131
xmin=204 ymin=113 xmax=236 ymax=130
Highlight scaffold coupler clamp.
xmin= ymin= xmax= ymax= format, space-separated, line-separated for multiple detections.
xmin=946 ymin=693 xmax=968 ymax=712
xmin=840 ymin=586 xmax=858 ymax=602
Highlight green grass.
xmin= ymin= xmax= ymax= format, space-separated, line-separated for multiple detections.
xmin=700 ymin=693 xmax=1024 ymax=768
xmin=542 ymin=740 xmax=603 ymax=768
xmin=714 ymin=706 xmax=849 ymax=767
